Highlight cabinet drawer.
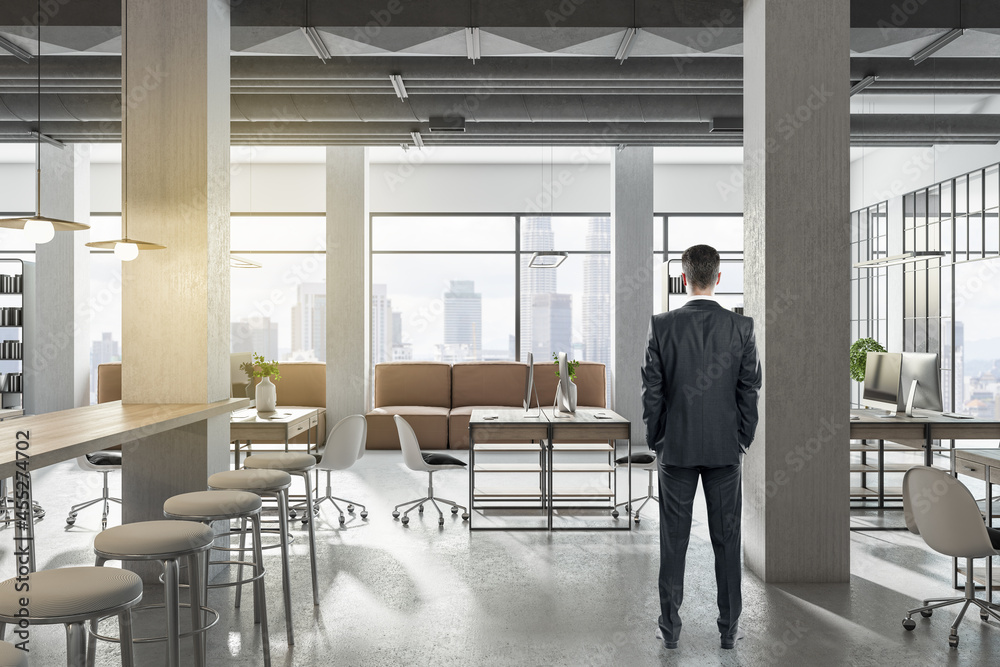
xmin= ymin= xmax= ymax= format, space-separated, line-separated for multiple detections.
xmin=309 ymin=414 xmax=319 ymax=428
xmin=956 ymin=457 xmax=1000 ymax=485
xmin=290 ymin=421 xmax=308 ymax=437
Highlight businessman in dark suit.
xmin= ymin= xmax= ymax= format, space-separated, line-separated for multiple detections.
xmin=641 ymin=244 xmax=762 ymax=650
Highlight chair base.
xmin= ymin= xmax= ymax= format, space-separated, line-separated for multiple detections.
xmin=903 ymin=557 xmax=1000 ymax=648
xmin=66 ymin=468 xmax=120 ymax=529
xmin=392 ymin=494 xmax=469 ymax=525
xmin=614 ymin=468 xmax=658 ymax=523
xmin=315 ymin=494 xmax=368 ymax=524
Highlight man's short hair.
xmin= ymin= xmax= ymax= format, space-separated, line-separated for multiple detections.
xmin=681 ymin=245 xmax=721 ymax=290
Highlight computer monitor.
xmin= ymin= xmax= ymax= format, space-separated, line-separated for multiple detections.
xmin=862 ymin=352 xmax=902 ymax=416
xmin=523 ymin=352 xmax=540 ymax=418
xmin=555 ymin=351 xmax=575 ymax=414
xmin=898 ymin=352 xmax=943 ymax=415
xmin=230 ymin=352 xmax=252 ymax=399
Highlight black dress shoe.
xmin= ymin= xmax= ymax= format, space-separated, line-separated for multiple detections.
xmin=655 ymin=627 xmax=678 ymax=649
xmin=721 ymin=630 xmax=745 ymax=649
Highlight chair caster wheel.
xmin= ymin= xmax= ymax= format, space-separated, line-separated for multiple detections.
xmin=418 ymin=505 xmax=424 ymax=514
xmin=902 ymin=618 xmax=916 ymax=631
xmin=624 ymin=504 xmax=630 ymax=512
xmin=65 ymin=514 xmax=76 ymax=526
xmin=289 ymin=509 xmax=297 ymax=519
xmin=392 ymin=511 xmax=400 ymax=519
xmin=948 ymin=633 xmax=959 ymax=648
xmin=920 ymin=610 xmax=933 ymax=618
xmin=438 ymin=517 xmax=445 ymax=526
xmin=634 ymin=517 xmax=640 ymax=525
xmin=401 ymin=516 xmax=409 ymax=525
xmin=347 ymin=505 xmax=355 ymax=513
xmin=612 ymin=510 xmax=620 ymax=519
xmin=451 ymin=506 xmax=459 ymax=514
xmin=338 ymin=515 xmax=345 ymax=525
xmin=461 ymin=512 xmax=469 ymax=520
xmin=360 ymin=510 xmax=369 ymax=519
xmin=980 ymin=612 xmax=989 ymax=622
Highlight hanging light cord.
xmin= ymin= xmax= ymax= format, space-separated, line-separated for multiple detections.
xmin=122 ymin=0 xmax=128 ymax=241
xmin=35 ymin=4 xmax=41 ymax=216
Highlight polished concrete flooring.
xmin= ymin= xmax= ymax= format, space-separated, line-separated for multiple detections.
xmin=5 ymin=450 xmax=999 ymax=666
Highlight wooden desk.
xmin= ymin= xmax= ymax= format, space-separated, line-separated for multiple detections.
xmin=0 ymin=398 xmax=248 ymax=571
xmin=230 ymin=407 xmax=322 ymax=469
xmin=468 ymin=408 xmax=631 ymax=531
xmin=953 ymin=448 xmax=1000 ymax=599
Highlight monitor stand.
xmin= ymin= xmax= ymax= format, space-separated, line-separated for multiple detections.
xmin=903 ymin=379 xmax=925 ymax=418
xmin=523 ymin=383 xmax=542 ymax=418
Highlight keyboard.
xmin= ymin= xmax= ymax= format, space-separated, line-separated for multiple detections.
xmin=942 ymin=412 xmax=974 ymax=419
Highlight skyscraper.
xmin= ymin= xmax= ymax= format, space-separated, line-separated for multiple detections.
xmin=231 ymin=317 xmax=279 ymax=362
xmin=531 ymin=293 xmax=573 ymax=360
xmin=520 ymin=217 xmax=556 ymax=361
xmin=443 ymin=280 xmax=482 ymax=361
xmin=291 ymin=282 xmax=326 ymax=361
xmin=582 ymin=217 xmax=611 ymax=367
xmin=371 ymin=284 xmax=393 ymax=366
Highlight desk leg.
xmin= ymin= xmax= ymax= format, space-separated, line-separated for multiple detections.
xmin=988 ymin=465 xmax=995 ymax=605
xmin=468 ymin=433 xmax=475 ymax=531
xmin=547 ymin=440 xmax=553 ymax=531
xmin=878 ymin=440 xmax=885 ymax=510
xmin=924 ymin=424 xmax=933 ymax=468
xmin=14 ymin=470 xmax=35 ymax=573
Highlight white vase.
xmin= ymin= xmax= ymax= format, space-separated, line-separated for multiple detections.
xmin=255 ymin=376 xmax=277 ymax=413
xmin=555 ymin=380 xmax=578 ymax=414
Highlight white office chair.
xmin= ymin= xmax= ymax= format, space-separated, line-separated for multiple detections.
xmin=391 ymin=415 xmax=469 ymax=526
xmin=313 ymin=414 xmax=369 ymax=524
xmin=65 ymin=451 xmax=122 ymax=529
xmin=614 ymin=452 xmax=658 ymax=524
xmin=901 ymin=467 xmax=1000 ymax=648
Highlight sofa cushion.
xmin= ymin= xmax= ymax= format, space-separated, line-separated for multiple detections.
xmin=365 ymin=406 xmax=450 ymax=450
xmin=451 ymin=362 xmax=527 ymax=408
xmin=532 ymin=361 xmax=606 ymax=409
xmin=266 ymin=361 xmax=325 ymax=408
xmin=97 ymin=363 xmax=122 ymax=403
xmin=374 ymin=362 xmax=452 ymax=409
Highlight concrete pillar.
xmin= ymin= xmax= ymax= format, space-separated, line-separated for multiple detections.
xmin=28 ymin=144 xmax=90 ymax=413
xmin=326 ymin=147 xmax=369 ymax=421
xmin=119 ymin=0 xmax=231 ymax=548
xmin=743 ymin=0 xmax=851 ymax=582
xmin=610 ymin=147 xmax=654 ymax=443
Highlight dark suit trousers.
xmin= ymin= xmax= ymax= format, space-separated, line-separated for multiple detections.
xmin=657 ymin=461 xmax=743 ymax=642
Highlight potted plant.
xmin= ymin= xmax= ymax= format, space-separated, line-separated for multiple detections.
xmin=850 ymin=337 xmax=886 ymax=383
xmin=244 ymin=353 xmax=281 ymax=413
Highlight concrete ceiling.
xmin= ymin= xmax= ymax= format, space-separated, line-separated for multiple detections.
xmin=0 ymin=1 xmax=998 ymax=146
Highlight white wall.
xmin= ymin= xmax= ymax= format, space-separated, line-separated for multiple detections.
xmin=0 ymin=165 xmax=36 ymax=212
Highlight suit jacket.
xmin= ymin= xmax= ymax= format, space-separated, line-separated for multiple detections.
xmin=641 ymin=299 xmax=762 ymax=467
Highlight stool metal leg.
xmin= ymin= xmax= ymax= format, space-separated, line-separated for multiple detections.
xmin=163 ymin=558 xmax=181 ymax=667
xmin=188 ymin=552 xmax=206 ymax=667
xmin=300 ymin=471 xmax=319 ymax=605
xmin=250 ymin=512 xmax=271 ymax=667
xmin=235 ymin=516 xmax=248 ymax=610
xmin=275 ymin=489 xmax=294 ymax=646
xmin=119 ymin=609 xmax=135 ymax=667
xmin=66 ymin=621 xmax=87 ymax=667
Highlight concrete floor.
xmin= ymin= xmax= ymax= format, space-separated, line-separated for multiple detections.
xmin=5 ymin=450 xmax=999 ymax=666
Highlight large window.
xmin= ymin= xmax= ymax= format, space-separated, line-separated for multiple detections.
xmin=850 ymin=202 xmax=890 ymax=407
xmin=370 ymin=214 xmax=611 ymax=372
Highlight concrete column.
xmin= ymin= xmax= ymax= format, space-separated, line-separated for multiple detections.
xmin=743 ymin=0 xmax=851 ymax=583
xmin=610 ymin=147 xmax=654 ymax=443
xmin=29 ymin=144 xmax=90 ymax=413
xmin=119 ymin=0 xmax=231 ymax=548
xmin=327 ymin=147 xmax=369 ymax=422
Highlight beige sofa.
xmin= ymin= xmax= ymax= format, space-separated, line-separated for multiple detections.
xmin=365 ymin=361 xmax=607 ymax=450
xmin=97 ymin=360 xmax=327 ymax=447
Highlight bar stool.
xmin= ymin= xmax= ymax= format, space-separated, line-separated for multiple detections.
xmin=0 ymin=566 xmax=142 ymax=667
xmin=0 ymin=640 xmax=27 ymax=667
xmin=162 ymin=490 xmax=271 ymax=667
xmin=92 ymin=521 xmax=216 ymax=667
xmin=241 ymin=452 xmax=319 ymax=605
xmin=208 ymin=469 xmax=295 ymax=645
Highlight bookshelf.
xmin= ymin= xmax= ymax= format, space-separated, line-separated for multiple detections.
xmin=0 ymin=259 xmax=31 ymax=420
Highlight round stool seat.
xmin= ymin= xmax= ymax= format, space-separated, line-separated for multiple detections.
xmin=0 ymin=567 xmax=142 ymax=620
xmin=95 ymin=521 xmax=214 ymax=559
xmin=164 ymin=490 xmax=261 ymax=519
xmin=243 ymin=452 xmax=317 ymax=472
xmin=208 ymin=468 xmax=291 ymax=491
xmin=0 ymin=640 xmax=27 ymax=667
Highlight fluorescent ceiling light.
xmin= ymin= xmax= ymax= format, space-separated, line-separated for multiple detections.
xmin=30 ymin=131 xmax=64 ymax=149
xmin=911 ymin=28 xmax=965 ymax=65
xmin=230 ymin=254 xmax=262 ymax=269
xmin=853 ymin=251 xmax=946 ymax=268
xmin=849 ymin=75 xmax=878 ymax=96
xmin=465 ymin=27 xmax=481 ymax=62
xmin=709 ymin=117 xmax=742 ymax=133
xmin=410 ymin=131 xmax=424 ymax=148
xmin=528 ymin=251 xmax=568 ymax=268
xmin=0 ymin=36 xmax=32 ymax=63
xmin=389 ymin=74 xmax=408 ymax=100
xmin=301 ymin=26 xmax=331 ymax=62
xmin=615 ymin=28 xmax=637 ymax=63
xmin=428 ymin=115 xmax=465 ymax=132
